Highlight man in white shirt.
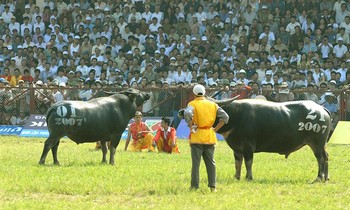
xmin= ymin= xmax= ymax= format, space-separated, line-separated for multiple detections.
xmin=8 ymin=17 xmax=20 ymax=35
xmin=150 ymin=5 xmax=163 ymax=23
xmin=339 ymin=16 xmax=350 ymax=34
xmin=21 ymin=16 xmax=33 ymax=37
xmin=286 ymin=16 xmax=301 ymax=35
xmin=33 ymin=16 xmax=45 ymax=34
xmin=141 ymin=5 xmax=153 ymax=24
xmin=1 ymin=5 xmax=13 ymax=24
xmin=259 ymin=26 xmax=275 ymax=46
xmin=149 ymin=17 xmax=162 ymax=34
xmin=333 ymin=37 xmax=348 ymax=58
xmin=335 ymin=2 xmax=350 ymax=24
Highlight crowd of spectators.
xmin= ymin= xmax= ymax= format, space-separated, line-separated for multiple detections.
xmin=1 ymin=0 xmax=350 ymax=125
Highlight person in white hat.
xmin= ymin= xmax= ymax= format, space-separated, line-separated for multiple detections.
xmin=183 ymin=84 xmax=229 ymax=192
xmin=333 ymin=35 xmax=348 ymax=58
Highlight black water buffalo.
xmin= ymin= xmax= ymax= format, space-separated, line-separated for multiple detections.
xmin=180 ymin=98 xmax=331 ymax=182
xmin=39 ymin=88 xmax=150 ymax=165
xmin=217 ymin=99 xmax=331 ymax=182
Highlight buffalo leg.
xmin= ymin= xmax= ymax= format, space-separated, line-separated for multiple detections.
xmin=109 ymin=134 xmax=122 ymax=165
xmin=39 ymin=136 xmax=60 ymax=165
xmin=312 ymin=147 xmax=329 ymax=183
xmin=243 ymin=151 xmax=254 ymax=181
xmin=324 ymin=151 xmax=329 ymax=181
xmin=234 ymin=151 xmax=243 ymax=180
xmin=100 ymin=141 xmax=108 ymax=163
xmin=51 ymin=140 xmax=61 ymax=165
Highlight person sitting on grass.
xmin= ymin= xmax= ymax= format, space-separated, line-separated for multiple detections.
xmin=124 ymin=111 xmax=155 ymax=152
xmin=152 ymin=117 xmax=180 ymax=153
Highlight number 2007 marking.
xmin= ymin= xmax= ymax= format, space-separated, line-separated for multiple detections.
xmin=298 ymin=107 xmax=328 ymax=134
xmin=298 ymin=122 xmax=327 ymax=134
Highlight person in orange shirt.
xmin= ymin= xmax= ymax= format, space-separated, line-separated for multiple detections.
xmin=184 ymin=84 xmax=229 ymax=192
xmin=152 ymin=117 xmax=179 ymax=153
xmin=10 ymin=68 xmax=22 ymax=87
xmin=124 ymin=111 xmax=155 ymax=152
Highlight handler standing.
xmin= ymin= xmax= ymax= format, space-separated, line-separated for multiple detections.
xmin=184 ymin=84 xmax=229 ymax=192
xmin=125 ymin=111 xmax=155 ymax=152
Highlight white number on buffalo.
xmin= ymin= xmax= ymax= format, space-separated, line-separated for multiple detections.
xmin=298 ymin=122 xmax=327 ymax=134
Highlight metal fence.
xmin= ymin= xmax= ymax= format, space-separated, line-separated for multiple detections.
xmin=1 ymin=86 xmax=350 ymax=126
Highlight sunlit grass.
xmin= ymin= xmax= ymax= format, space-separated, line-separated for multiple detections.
xmin=0 ymin=136 xmax=349 ymax=209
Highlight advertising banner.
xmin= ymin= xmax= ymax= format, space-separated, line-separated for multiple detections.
xmin=0 ymin=125 xmax=23 ymax=136
xmin=20 ymin=115 xmax=49 ymax=137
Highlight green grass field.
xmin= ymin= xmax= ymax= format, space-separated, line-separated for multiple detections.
xmin=0 ymin=136 xmax=349 ymax=210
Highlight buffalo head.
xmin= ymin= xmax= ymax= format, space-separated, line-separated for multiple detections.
xmin=104 ymin=88 xmax=150 ymax=106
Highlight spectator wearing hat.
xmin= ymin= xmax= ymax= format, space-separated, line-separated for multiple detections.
xmin=322 ymin=92 xmax=340 ymax=127
xmin=68 ymin=35 xmax=81 ymax=57
xmin=141 ymin=5 xmax=152 ymax=24
xmin=275 ymin=82 xmax=295 ymax=102
xmin=258 ymin=5 xmax=271 ymax=25
xmin=261 ymin=70 xmax=275 ymax=85
xmin=236 ymin=69 xmax=250 ymax=85
xmin=333 ymin=37 xmax=348 ymax=58
xmin=48 ymin=15 xmax=60 ymax=32
xmin=225 ymin=10 xmax=239 ymax=28
xmin=8 ymin=17 xmax=19 ymax=35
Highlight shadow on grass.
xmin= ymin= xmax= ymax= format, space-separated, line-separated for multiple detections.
xmin=36 ymin=161 xmax=106 ymax=167
xmin=220 ymin=176 xmax=318 ymax=185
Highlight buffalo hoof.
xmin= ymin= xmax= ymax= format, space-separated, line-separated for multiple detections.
xmin=246 ymin=176 xmax=253 ymax=181
xmin=109 ymin=161 xmax=115 ymax=165
xmin=235 ymin=176 xmax=241 ymax=180
xmin=38 ymin=161 xmax=45 ymax=165
xmin=53 ymin=161 xmax=61 ymax=165
xmin=101 ymin=160 xmax=107 ymax=164
xmin=311 ymin=177 xmax=325 ymax=184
